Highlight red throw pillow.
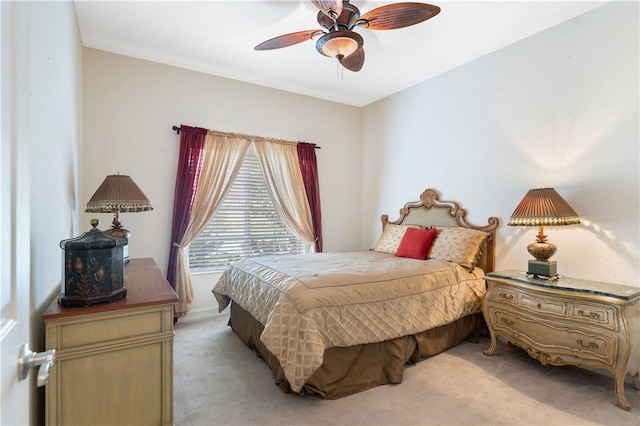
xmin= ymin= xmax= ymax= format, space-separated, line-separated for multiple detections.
xmin=395 ymin=227 xmax=437 ymax=260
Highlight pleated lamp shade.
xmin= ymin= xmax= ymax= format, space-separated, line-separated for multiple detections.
xmin=85 ymin=174 xmax=153 ymax=214
xmin=508 ymin=188 xmax=580 ymax=227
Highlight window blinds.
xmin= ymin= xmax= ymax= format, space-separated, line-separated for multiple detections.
xmin=188 ymin=146 xmax=305 ymax=271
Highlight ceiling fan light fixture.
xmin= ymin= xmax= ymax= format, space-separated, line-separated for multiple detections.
xmin=316 ymin=30 xmax=363 ymax=59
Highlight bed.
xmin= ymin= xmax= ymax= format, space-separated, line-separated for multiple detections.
xmin=212 ymin=188 xmax=499 ymax=399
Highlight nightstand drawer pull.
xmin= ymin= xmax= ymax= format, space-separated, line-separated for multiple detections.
xmin=576 ymin=339 xmax=598 ymax=349
xmin=498 ymin=292 xmax=514 ymax=301
xmin=500 ymin=317 xmax=514 ymax=327
xmin=577 ymin=310 xmax=600 ymax=320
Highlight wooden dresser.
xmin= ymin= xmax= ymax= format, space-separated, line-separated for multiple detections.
xmin=483 ymin=270 xmax=640 ymax=410
xmin=43 ymin=258 xmax=178 ymax=425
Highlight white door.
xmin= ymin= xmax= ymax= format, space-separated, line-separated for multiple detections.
xmin=1 ymin=1 xmax=31 ymax=424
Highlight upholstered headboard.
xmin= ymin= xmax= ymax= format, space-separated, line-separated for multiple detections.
xmin=381 ymin=188 xmax=500 ymax=272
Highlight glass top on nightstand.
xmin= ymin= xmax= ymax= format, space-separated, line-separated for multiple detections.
xmin=486 ymin=270 xmax=640 ymax=301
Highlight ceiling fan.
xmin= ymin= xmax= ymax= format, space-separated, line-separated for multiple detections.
xmin=255 ymin=0 xmax=441 ymax=72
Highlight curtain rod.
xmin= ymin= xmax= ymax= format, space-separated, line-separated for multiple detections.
xmin=172 ymin=125 xmax=320 ymax=149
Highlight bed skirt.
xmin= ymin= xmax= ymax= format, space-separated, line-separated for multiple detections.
xmin=228 ymin=301 xmax=484 ymax=399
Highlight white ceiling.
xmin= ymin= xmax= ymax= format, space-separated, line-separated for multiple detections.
xmin=74 ymin=0 xmax=608 ymax=107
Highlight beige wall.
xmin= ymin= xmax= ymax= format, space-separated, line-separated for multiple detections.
xmin=29 ymin=2 xmax=83 ymax=308
xmin=361 ymin=1 xmax=639 ymax=287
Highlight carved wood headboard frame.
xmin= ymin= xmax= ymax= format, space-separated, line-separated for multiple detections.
xmin=381 ymin=188 xmax=500 ymax=272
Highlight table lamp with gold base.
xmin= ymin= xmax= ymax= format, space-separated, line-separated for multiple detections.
xmin=508 ymin=186 xmax=580 ymax=279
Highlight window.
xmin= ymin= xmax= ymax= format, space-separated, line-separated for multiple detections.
xmin=188 ymin=145 xmax=305 ymax=271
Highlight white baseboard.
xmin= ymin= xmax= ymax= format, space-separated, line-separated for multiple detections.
xmin=188 ymin=306 xmax=217 ymax=315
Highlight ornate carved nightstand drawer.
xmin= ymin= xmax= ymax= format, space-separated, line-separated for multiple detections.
xmin=569 ymin=303 xmax=616 ymax=330
xmin=483 ymin=270 xmax=640 ymax=410
xmin=519 ymin=293 xmax=566 ymax=317
xmin=492 ymin=286 xmax=519 ymax=305
xmin=518 ymin=291 xmax=616 ymax=330
xmin=489 ymin=308 xmax=616 ymax=365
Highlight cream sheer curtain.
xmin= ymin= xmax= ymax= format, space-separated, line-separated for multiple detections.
xmin=173 ymin=133 xmax=250 ymax=315
xmin=253 ymin=141 xmax=316 ymax=252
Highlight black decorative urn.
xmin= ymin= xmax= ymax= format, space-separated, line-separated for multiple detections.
xmin=59 ymin=219 xmax=127 ymax=306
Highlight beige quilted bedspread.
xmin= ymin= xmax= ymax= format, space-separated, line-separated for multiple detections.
xmin=212 ymin=251 xmax=486 ymax=392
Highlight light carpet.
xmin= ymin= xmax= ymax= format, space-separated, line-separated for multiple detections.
xmin=174 ymin=311 xmax=640 ymax=425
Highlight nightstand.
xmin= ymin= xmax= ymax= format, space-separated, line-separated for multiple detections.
xmin=482 ymin=270 xmax=640 ymax=410
xmin=43 ymin=258 xmax=178 ymax=425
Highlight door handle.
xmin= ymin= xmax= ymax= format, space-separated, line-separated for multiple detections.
xmin=18 ymin=343 xmax=56 ymax=387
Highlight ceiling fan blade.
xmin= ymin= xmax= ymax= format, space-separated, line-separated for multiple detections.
xmin=311 ymin=0 xmax=343 ymax=19
xmin=360 ymin=3 xmax=441 ymax=30
xmin=340 ymin=47 xmax=365 ymax=72
xmin=254 ymin=30 xmax=320 ymax=51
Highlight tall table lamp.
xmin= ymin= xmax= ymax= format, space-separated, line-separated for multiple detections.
xmin=85 ymin=173 xmax=153 ymax=259
xmin=508 ymin=187 xmax=580 ymax=278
